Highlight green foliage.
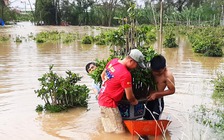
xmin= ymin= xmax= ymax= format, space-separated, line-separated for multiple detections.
xmin=94 ymin=32 xmax=108 ymax=45
xmin=184 ymin=26 xmax=223 ymax=57
xmin=0 ymin=36 xmax=10 ymax=42
xmin=194 ymin=105 xmax=224 ymax=134
xmin=35 ymin=31 xmax=76 ymax=43
xmin=15 ymin=37 xmax=22 ymax=43
xmin=136 ymin=25 xmax=156 ymax=45
xmin=81 ymin=35 xmax=94 ymax=44
xmin=16 ymin=12 xmax=34 ymax=22
xmin=93 ymin=24 xmax=156 ymax=50
xmin=138 ymin=46 xmax=157 ymax=63
xmin=145 ymin=31 xmax=157 ymax=44
xmin=34 ymin=65 xmax=90 ymax=112
xmin=95 ymin=39 xmax=106 ymax=45
xmin=163 ymin=28 xmax=178 ymax=48
xmin=34 ymin=0 xmax=59 ymax=25
xmin=192 ymin=35 xmax=223 ymax=57
xmin=89 ymin=58 xmax=112 ymax=86
xmin=106 ymin=27 xmax=127 ymax=47
xmin=0 ymin=5 xmax=17 ymax=24
xmin=44 ymin=104 xmax=67 ymax=113
xmin=17 ymin=0 xmax=224 ymax=26
xmin=211 ymin=72 xmax=224 ymax=104
xmin=35 ymin=104 xmax=44 ymax=112
xmin=130 ymin=47 xmax=157 ymax=99
xmin=193 ymin=71 xmax=224 ymax=134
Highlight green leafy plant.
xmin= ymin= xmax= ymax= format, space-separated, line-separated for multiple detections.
xmin=129 ymin=47 xmax=157 ymax=99
xmin=89 ymin=58 xmax=111 ymax=87
xmin=194 ymin=105 xmax=224 ymax=133
xmin=163 ymin=32 xmax=178 ymax=48
xmin=15 ymin=36 xmax=22 ymax=43
xmin=35 ymin=31 xmax=76 ymax=43
xmin=211 ymin=72 xmax=224 ymax=104
xmin=163 ymin=27 xmax=178 ymax=48
xmin=81 ymin=35 xmax=94 ymax=44
xmin=0 ymin=35 xmax=10 ymax=42
xmin=193 ymin=71 xmax=224 ymax=135
xmin=34 ymin=65 xmax=90 ymax=112
xmin=35 ymin=104 xmax=44 ymax=112
xmin=183 ymin=26 xmax=223 ymax=57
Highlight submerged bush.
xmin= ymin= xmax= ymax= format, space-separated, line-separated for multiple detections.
xmin=94 ymin=33 xmax=107 ymax=45
xmin=194 ymin=105 xmax=224 ymax=134
xmin=15 ymin=36 xmax=22 ymax=43
xmin=34 ymin=65 xmax=90 ymax=112
xmin=0 ymin=35 xmax=10 ymax=42
xmin=163 ymin=32 xmax=178 ymax=48
xmin=194 ymin=71 xmax=224 ymax=135
xmin=185 ymin=27 xmax=223 ymax=57
xmin=81 ymin=35 xmax=94 ymax=44
xmin=212 ymin=72 xmax=224 ymax=104
xmin=35 ymin=31 xmax=76 ymax=43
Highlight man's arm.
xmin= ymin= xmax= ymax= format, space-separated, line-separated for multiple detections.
xmin=101 ymin=69 xmax=106 ymax=81
xmin=125 ymin=87 xmax=138 ymax=105
xmin=147 ymin=74 xmax=175 ymax=101
xmin=166 ymin=74 xmax=175 ymax=94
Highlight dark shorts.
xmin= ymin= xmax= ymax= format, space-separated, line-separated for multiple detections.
xmin=143 ymin=98 xmax=164 ymax=120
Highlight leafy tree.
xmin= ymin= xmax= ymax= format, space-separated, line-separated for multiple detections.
xmin=0 ymin=1 xmax=17 ymax=23
xmin=96 ymin=0 xmax=119 ymax=26
xmin=31 ymin=0 xmax=224 ymax=26
xmin=69 ymin=0 xmax=93 ymax=25
xmin=60 ymin=1 xmax=78 ymax=25
xmin=35 ymin=0 xmax=60 ymax=25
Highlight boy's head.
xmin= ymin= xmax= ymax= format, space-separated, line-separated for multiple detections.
xmin=150 ymin=54 xmax=166 ymax=71
xmin=85 ymin=62 xmax=97 ymax=73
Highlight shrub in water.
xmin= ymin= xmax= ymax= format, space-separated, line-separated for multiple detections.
xmin=34 ymin=65 xmax=90 ymax=112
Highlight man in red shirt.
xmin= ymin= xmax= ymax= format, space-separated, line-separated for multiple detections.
xmin=98 ymin=49 xmax=145 ymax=133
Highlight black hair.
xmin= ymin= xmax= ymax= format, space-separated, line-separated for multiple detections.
xmin=85 ymin=62 xmax=96 ymax=73
xmin=150 ymin=54 xmax=166 ymax=70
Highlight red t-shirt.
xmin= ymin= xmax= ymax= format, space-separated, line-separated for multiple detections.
xmin=98 ymin=58 xmax=132 ymax=108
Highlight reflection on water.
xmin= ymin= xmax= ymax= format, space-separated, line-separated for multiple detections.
xmin=0 ymin=23 xmax=223 ymax=140
xmin=36 ymin=108 xmax=87 ymax=139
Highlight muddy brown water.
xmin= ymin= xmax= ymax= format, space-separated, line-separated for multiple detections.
xmin=0 ymin=22 xmax=223 ymax=140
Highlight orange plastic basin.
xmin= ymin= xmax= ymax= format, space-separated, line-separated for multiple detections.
xmin=124 ymin=120 xmax=171 ymax=136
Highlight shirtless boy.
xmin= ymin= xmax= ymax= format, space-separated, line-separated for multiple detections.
xmin=143 ymin=54 xmax=175 ymax=120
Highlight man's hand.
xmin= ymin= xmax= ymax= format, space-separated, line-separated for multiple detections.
xmin=130 ymin=99 xmax=138 ymax=105
xmin=147 ymin=93 xmax=157 ymax=101
xmin=125 ymin=87 xmax=138 ymax=105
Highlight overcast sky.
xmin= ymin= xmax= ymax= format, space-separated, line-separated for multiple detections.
xmin=9 ymin=0 xmax=144 ymax=11
xmin=9 ymin=0 xmax=35 ymax=11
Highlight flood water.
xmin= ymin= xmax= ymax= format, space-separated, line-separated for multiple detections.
xmin=0 ymin=22 xmax=223 ymax=140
